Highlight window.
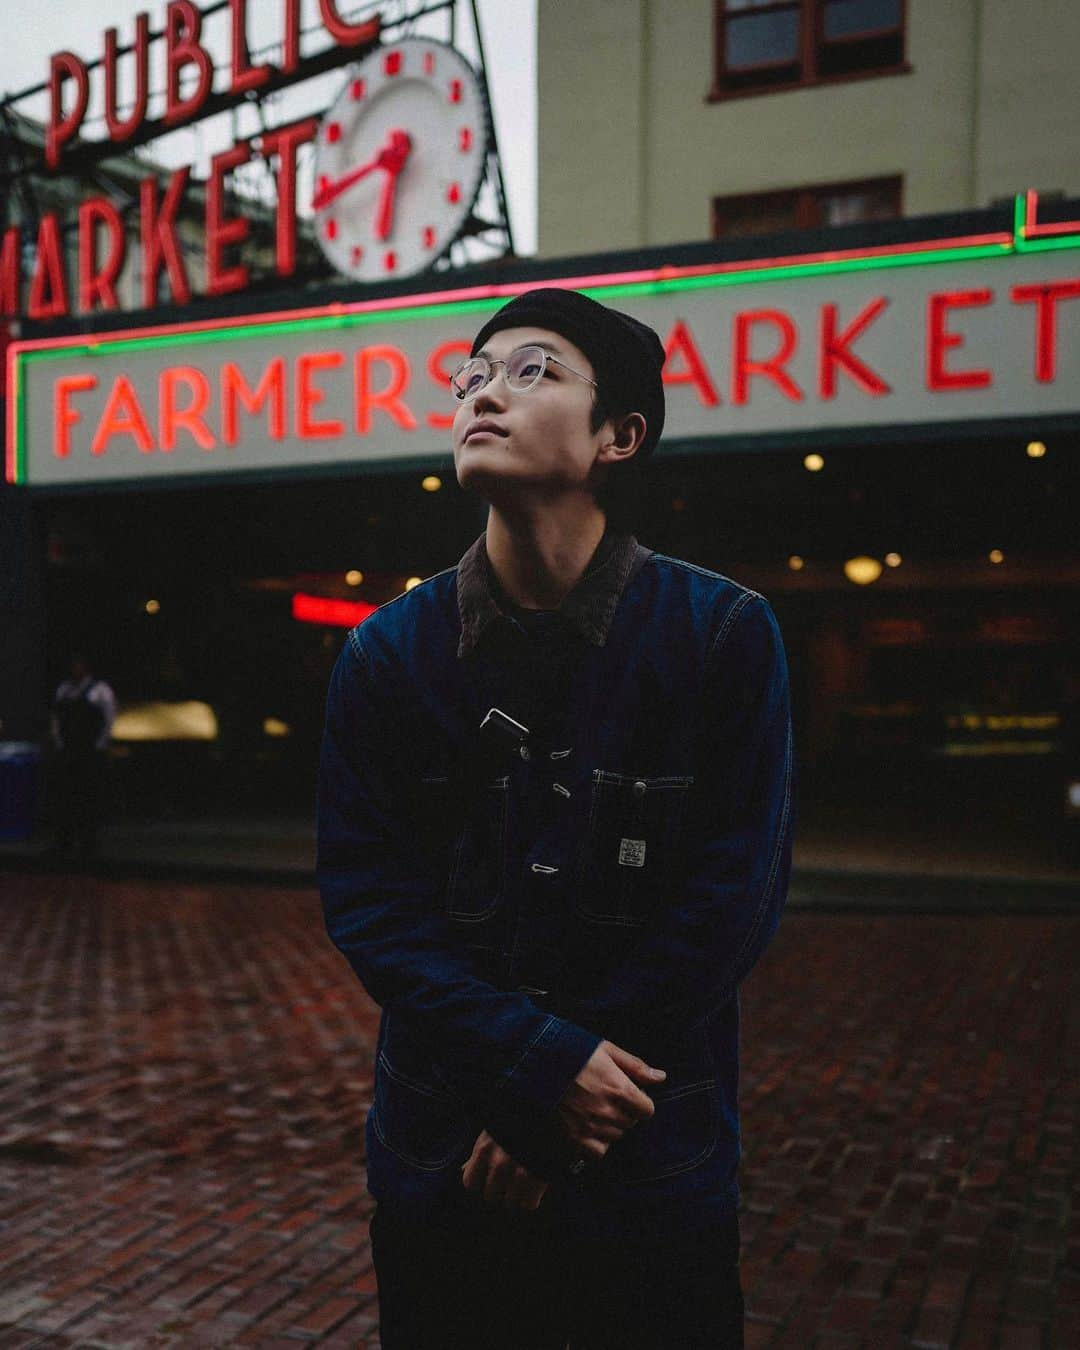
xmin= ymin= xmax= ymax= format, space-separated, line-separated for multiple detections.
xmin=713 ymin=0 xmax=907 ymax=99
xmin=712 ymin=176 xmax=902 ymax=239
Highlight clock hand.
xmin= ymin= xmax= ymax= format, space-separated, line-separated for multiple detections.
xmin=375 ymin=170 xmax=398 ymax=241
xmin=313 ymin=154 xmax=382 ymax=212
xmin=373 ymin=130 xmax=412 ymax=241
xmin=313 ymin=128 xmax=413 ymax=213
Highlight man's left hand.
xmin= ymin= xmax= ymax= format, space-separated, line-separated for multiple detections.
xmin=461 ymin=1129 xmax=550 ymax=1213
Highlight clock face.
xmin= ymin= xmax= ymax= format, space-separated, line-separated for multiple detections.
xmin=312 ymin=37 xmax=489 ymax=283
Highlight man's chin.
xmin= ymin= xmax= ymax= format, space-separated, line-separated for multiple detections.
xmin=456 ymin=463 xmax=533 ymax=503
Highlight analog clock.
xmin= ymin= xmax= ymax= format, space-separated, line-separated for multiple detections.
xmin=311 ymin=37 xmax=489 ymax=282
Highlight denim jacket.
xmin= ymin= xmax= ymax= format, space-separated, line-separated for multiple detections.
xmin=316 ymin=528 xmax=795 ymax=1239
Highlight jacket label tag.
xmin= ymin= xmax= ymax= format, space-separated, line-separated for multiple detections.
xmin=618 ymin=838 xmax=646 ymax=868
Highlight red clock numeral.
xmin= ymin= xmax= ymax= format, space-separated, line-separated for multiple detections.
xmin=422 ymin=225 xmax=436 ymax=249
xmin=324 ymin=218 xmax=338 ymax=241
xmin=448 ymin=78 xmax=462 ymax=103
xmin=384 ymin=250 xmax=397 ymax=272
xmin=458 ymin=127 xmax=473 ymax=152
xmin=384 ymin=51 xmax=402 ymax=76
xmin=351 ymin=245 xmax=364 ymax=264
xmin=423 ymin=51 xmax=435 ymax=75
xmin=326 ymin=121 xmax=342 ymax=144
xmin=350 ymin=78 xmax=366 ymax=101
xmin=447 ymin=182 xmax=461 ymax=204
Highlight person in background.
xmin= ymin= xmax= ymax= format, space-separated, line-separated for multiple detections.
xmin=51 ymin=652 xmax=116 ymax=859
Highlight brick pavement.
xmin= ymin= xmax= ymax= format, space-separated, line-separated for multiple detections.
xmin=0 ymin=872 xmax=1076 ymax=1348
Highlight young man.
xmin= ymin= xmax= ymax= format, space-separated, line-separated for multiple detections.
xmin=317 ymin=288 xmax=795 ymax=1349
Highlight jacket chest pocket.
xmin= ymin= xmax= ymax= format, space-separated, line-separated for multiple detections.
xmin=575 ymin=771 xmax=694 ymax=926
xmin=416 ymin=773 xmax=509 ymax=922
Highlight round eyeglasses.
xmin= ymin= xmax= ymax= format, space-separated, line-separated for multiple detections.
xmin=450 ymin=344 xmax=598 ymax=401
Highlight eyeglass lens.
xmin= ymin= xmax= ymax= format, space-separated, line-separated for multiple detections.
xmin=453 ymin=346 xmax=547 ymax=399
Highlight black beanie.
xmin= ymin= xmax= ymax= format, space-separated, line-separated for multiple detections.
xmin=469 ymin=287 xmax=666 ymax=460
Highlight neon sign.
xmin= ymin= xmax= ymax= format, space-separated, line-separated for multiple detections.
xmin=7 ymin=191 xmax=1080 ymax=487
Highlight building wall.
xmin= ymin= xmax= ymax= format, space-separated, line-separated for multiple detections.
xmin=537 ymin=0 xmax=1080 ymax=257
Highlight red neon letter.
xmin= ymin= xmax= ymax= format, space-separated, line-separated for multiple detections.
xmin=160 ymin=367 xmax=214 ymax=451
xmin=283 ymin=0 xmax=301 ymax=73
xmin=206 ymin=143 xmax=251 ymax=296
xmin=355 ymin=346 xmax=417 ymax=434
xmin=27 ymin=214 xmax=70 ymax=321
xmin=229 ymin=0 xmax=273 ymax=94
xmin=662 ymin=319 xmax=720 ymax=406
xmin=1010 ymin=280 xmax=1080 ymax=383
xmin=222 ymin=359 xmax=286 ymax=443
xmin=0 ymin=227 xmax=19 ymax=316
xmin=819 ymin=297 xmax=891 ymax=399
xmin=164 ymin=0 xmax=213 ymax=127
xmin=261 ymin=118 xmax=318 ymax=277
xmin=53 ymin=375 xmax=98 ymax=459
xmin=140 ymin=169 xmax=192 ymax=307
xmin=426 ymin=339 xmax=471 ymax=429
xmin=91 ymin=376 xmax=155 ymax=455
xmin=297 ymin=352 xmax=346 ymax=438
xmin=46 ymin=52 xmax=89 ymax=169
xmin=104 ymin=16 xmax=149 ymax=143
xmin=77 ymin=198 xmax=126 ymax=312
xmin=927 ymin=290 xmax=993 ymax=391
xmin=318 ymin=2 xmax=381 ymax=46
xmin=732 ymin=309 xmax=803 ymax=404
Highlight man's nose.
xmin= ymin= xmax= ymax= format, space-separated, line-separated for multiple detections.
xmin=472 ymin=369 xmax=510 ymax=412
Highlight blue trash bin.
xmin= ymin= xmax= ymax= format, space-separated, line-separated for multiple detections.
xmin=0 ymin=742 xmax=41 ymax=841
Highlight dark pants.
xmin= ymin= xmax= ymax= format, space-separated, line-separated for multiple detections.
xmin=369 ymin=1192 xmax=744 ymax=1350
xmin=53 ymin=750 xmax=107 ymax=856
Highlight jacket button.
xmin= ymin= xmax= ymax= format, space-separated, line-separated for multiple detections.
xmin=519 ymin=744 xmax=531 ymax=760
xmin=634 ymin=779 xmax=647 ymax=798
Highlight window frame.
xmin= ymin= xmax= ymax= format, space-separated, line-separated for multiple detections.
xmin=710 ymin=174 xmax=903 ymax=241
xmin=710 ymin=0 xmax=910 ymax=102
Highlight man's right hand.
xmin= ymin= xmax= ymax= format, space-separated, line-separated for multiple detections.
xmin=556 ymin=1040 xmax=666 ymax=1162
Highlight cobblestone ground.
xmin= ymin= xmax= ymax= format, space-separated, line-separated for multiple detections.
xmin=0 ymin=873 xmax=1076 ymax=1349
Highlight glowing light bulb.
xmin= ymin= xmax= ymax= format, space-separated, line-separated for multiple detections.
xmin=422 ymin=476 xmax=442 ymax=492
xmin=144 ymin=599 xmax=161 ymax=615
xmin=885 ymin=552 xmax=902 ymax=568
xmin=345 ymin=570 xmax=363 ymax=586
xmin=1026 ymin=441 xmax=1046 ymax=458
xmin=788 ymin=556 xmax=804 ymax=571
xmin=843 ymin=556 xmax=882 ymax=586
xmin=803 ymin=453 xmax=824 ymax=472
xmin=405 ymin=576 xmax=422 ymax=590
xmin=989 ymin=549 xmax=1004 ymax=564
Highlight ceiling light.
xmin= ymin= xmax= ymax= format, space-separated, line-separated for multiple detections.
xmin=422 ymin=475 xmax=442 ymax=492
xmin=843 ymin=556 xmax=883 ymax=586
xmin=884 ymin=552 xmax=902 ymax=568
xmin=803 ymin=453 xmax=824 ymax=472
xmin=345 ymin=570 xmax=363 ymax=586
xmin=1026 ymin=440 xmax=1046 ymax=458
xmin=787 ymin=556 xmax=804 ymax=571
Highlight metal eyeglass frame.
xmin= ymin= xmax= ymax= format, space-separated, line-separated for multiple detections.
xmin=450 ymin=344 xmax=599 ymax=401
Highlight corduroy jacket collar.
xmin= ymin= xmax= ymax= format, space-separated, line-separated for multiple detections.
xmin=455 ymin=525 xmax=641 ymax=659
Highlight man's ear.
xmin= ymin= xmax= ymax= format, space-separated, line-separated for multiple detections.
xmin=597 ymin=412 xmax=647 ymax=465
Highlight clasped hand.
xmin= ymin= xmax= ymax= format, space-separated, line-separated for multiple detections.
xmin=461 ymin=1040 xmax=665 ymax=1212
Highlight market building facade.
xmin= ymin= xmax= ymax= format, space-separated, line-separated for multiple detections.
xmin=3 ymin=1 xmax=1078 ymax=859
